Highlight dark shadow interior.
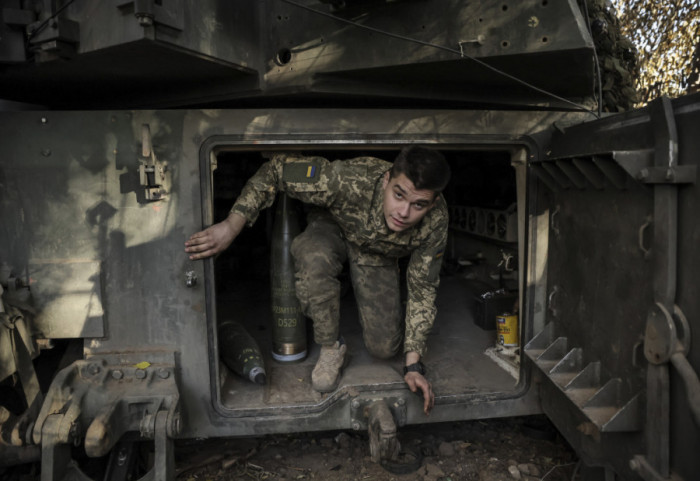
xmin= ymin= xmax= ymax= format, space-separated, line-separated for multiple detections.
xmin=211 ymin=148 xmax=521 ymax=410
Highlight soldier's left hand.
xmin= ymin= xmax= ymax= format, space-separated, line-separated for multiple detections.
xmin=404 ymin=372 xmax=434 ymax=415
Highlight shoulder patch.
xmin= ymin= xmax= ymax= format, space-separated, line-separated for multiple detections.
xmin=283 ymin=162 xmax=319 ymax=183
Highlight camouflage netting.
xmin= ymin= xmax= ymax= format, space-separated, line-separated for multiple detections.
xmin=579 ymin=0 xmax=640 ymax=112
xmin=610 ymin=0 xmax=700 ymax=107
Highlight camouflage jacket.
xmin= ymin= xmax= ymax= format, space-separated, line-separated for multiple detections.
xmin=231 ymin=153 xmax=448 ymax=356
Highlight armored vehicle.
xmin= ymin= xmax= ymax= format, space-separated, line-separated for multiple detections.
xmin=0 ymin=1 xmax=698 ymax=480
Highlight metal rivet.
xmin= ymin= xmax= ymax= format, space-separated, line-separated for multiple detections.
xmin=351 ymin=399 xmax=360 ymax=409
xmin=352 ymin=421 xmax=361 ymax=431
xmin=88 ymin=364 xmax=101 ymax=375
xmin=112 ymin=370 xmax=124 ymax=380
xmin=158 ymin=368 xmax=170 ymax=379
xmin=117 ymin=448 xmax=128 ymax=466
xmin=171 ymin=415 xmax=181 ymax=435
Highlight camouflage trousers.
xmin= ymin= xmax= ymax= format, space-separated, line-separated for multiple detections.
xmin=290 ymin=212 xmax=402 ymax=359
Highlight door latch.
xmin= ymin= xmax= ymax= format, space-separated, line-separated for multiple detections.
xmin=139 ymin=124 xmax=169 ymax=201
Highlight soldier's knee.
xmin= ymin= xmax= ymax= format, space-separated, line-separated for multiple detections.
xmin=290 ymin=236 xmax=307 ymax=264
xmin=364 ymin=337 xmax=401 ymax=359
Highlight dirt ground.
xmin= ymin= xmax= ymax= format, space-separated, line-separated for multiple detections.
xmin=174 ymin=415 xmax=580 ymax=481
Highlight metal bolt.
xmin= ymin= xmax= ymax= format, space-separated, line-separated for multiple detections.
xmin=69 ymin=422 xmax=79 ymax=439
xmin=352 ymin=421 xmax=361 ymax=431
xmin=397 ymin=398 xmax=405 ymax=406
xmin=351 ymin=399 xmax=360 ymax=409
xmin=137 ymin=14 xmax=154 ymax=26
xmin=112 ymin=370 xmax=124 ymax=380
xmin=629 ymin=458 xmax=640 ymax=471
xmin=40 ymin=117 xmax=48 ymax=124
xmin=665 ymin=168 xmax=674 ymax=181
xmin=157 ymin=368 xmax=170 ymax=379
xmin=171 ymin=415 xmax=181 ymax=435
xmin=117 ymin=448 xmax=128 ymax=466
xmin=637 ymin=168 xmax=649 ymax=180
xmin=41 ymin=149 xmax=51 ymax=157
xmin=88 ymin=363 xmax=101 ymax=375
xmin=135 ymin=369 xmax=147 ymax=379
xmin=186 ymin=270 xmax=197 ymax=288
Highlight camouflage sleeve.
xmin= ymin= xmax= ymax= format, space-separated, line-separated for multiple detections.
xmin=403 ymin=202 xmax=449 ymax=357
xmin=230 ymin=153 xmax=337 ymax=226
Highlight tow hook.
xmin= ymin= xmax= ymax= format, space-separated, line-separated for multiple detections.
xmin=350 ymin=397 xmax=423 ymax=474
xmin=367 ymin=401 xmax=399 ymax=463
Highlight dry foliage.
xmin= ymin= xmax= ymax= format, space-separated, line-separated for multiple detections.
xmin=611 ymin=0 xmax=700 ymax=105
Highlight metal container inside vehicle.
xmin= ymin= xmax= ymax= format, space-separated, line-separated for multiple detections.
xmin=497 ymin=313 xmax=519 ymax=347
xmin=270 ymin=193 xmax=307 ymax=362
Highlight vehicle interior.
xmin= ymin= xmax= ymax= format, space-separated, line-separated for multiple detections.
xmin=209 ymin=147 xmax=524 ymax=411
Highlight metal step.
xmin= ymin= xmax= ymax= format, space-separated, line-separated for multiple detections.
xmin=525 ymin=323 xmax=641 ymax=432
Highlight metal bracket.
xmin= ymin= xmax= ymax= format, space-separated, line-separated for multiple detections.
xmin=32 ymin=354 xmax=180 ymax=481
xmin=633 ymin=95 xmax=694 ymax=184
xmin=629 ymin=455 xmax=684 ymax=481
xmin=644 ymin=303 xmax=677 ymax=365
xmin=635 ymin=165 xmax=696 ymax=184
xmin=115 ymin=0 xmax=184 ymax=31
xmin=643 ymin=277 xmax=700 ymax=427
xmin=349 ymin=395 xmax=407 ymax=432
xmin=139 ymin=124 xmax=169 ymax=201
xmin=613 ymin=151 xmax=696 ymax=186
xmin=0 ymin=300 xmax=44 ymax=447
xmin=24 ymin=0 xmax=80 ymax=63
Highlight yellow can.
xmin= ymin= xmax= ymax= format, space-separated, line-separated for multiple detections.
xmin=496 ymin=313 xmax=519 ymax=347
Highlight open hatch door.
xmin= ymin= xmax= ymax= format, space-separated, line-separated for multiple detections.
xmin=525 ymin=95 xmax=700 ymax=481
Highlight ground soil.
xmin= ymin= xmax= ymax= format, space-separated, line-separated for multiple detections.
xmin=174 ymin=415 xmax=580 ymax=481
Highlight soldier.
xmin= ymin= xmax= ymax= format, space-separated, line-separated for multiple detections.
xmin=185 ymin=146 xmax=450 ymax=415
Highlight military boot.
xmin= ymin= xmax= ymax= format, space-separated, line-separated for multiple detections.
xmin=311 ymin=340 xmax=347 ymax=393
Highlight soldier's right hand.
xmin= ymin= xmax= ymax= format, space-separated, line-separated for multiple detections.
xmin=185 ymin=212 xmax=246 ymax=260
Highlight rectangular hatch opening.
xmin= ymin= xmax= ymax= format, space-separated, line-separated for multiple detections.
xmin=208 ymin=146 xmax=524 ymax=412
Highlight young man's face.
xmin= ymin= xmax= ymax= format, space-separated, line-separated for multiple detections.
xmin=382 ymin=171 xmax=437 ymax=232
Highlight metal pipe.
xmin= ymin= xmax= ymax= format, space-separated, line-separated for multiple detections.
xmin=670 ymin=352 xmax=700 ymax=427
